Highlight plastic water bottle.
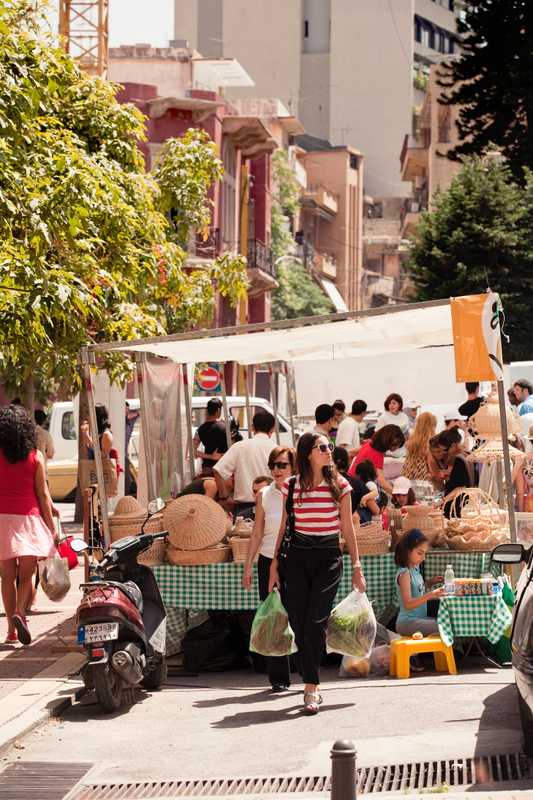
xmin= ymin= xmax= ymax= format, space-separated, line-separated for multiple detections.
xmin=444 ymin=564 xmax=456 ymax=596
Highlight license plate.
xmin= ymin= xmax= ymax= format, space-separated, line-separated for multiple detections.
xmin=78 ymin=622 xmax=119 ymax=644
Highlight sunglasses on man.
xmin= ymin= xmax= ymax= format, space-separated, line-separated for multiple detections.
xmin=313 ymin=442 xmax=334 ymax=453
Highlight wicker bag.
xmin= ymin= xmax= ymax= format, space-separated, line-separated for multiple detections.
xmin=444 ymin=487 xmax=509 ymax=551
xmin=229 ymin=537 xmax=257 ymax=564
xmin=403 ymin=505 xmax=444 ymax=545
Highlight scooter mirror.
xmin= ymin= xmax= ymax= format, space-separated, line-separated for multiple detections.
xmin=70 ymin=538 xmax=90 ymax=554
xmin=147 ymin=497 xmax=165 ymax=516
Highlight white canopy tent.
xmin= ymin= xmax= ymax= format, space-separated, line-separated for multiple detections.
xmin=80 ymin=297 xmax=516 ymax=544
xmin=89 ymin=300 xmax=453 ymax=364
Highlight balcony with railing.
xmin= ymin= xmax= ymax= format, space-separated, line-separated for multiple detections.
xmin=314 ymin=252 xmax=337 ymax=279
xmin=400 ymin=130 xmax=430 ymax=182
xmin=247 ymin=238 xmax=277 ymax=295
xmin=302 ymin=184 xmax=339 ymax=217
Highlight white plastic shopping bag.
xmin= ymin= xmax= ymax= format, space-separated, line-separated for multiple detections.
xmin=326 ymin=590 xmax=377 ymax=658
xmin=38 ymin=555 xmax=71 ymax=602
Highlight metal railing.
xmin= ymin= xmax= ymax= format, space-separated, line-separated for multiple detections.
xmin=247 ymin=238 xmax=275 ymax=276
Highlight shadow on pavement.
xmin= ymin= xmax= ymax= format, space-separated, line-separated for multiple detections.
xmin=211 ymin=702 xmax=354 ymax=728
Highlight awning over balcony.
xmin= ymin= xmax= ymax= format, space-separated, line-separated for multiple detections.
xmin=222 ymin=117 xmax=277 ymax=158
xmin=320 ymin=279 xmax=348 ymax=312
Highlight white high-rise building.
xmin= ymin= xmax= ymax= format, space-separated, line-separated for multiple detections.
xmin=175 ymin=0 xmax=460 ymax=198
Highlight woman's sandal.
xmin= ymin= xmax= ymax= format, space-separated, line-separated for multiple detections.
xmin=303 ymin=692 xmax=323 ymax=715
xmin=12 ymin=615 xmax=31 ymax=646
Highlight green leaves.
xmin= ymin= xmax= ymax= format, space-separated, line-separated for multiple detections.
xmin=0 ymin=0 xmax=247 ymax=400
xmin=407 ymin=157 xmax=533 ymax=360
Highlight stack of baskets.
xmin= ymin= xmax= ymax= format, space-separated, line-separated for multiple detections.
xmin=402 ymin=505 xmax=445 ymax=547
xmin=355 ymin=519 xmax=390 ymax=555
xmin=443 ymin=487 xmax=509 ymax=551
xmin=163 ymin=494 xmax=231 ymax=564
xmin=229 ymin=516 xmax=255 ymax=563
xmin=109 ymin=497 xmax=146 ymax=543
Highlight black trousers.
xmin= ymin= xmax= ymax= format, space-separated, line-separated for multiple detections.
xmin=257 ymin=555 xmax=291 ymax=687
xmin=283 ymin=532 xmax=342 ymax=685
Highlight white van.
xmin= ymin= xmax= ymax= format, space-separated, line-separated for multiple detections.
xmin=45 ymin=396 xmax=295 ymax=500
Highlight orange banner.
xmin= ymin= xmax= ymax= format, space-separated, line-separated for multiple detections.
xmin=450 ymin=293 xmax=503 ymax=382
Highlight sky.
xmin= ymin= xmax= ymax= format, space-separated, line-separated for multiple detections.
xmin=48 ymin=0 xmax=174 ymax=49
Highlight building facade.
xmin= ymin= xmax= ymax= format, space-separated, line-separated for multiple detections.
xmin=174 ymin=0 xmax=460 ymax=200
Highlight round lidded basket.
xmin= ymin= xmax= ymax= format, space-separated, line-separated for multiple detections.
xmin=138 ymin=538 xmax=166 ymax=566
xmin=403 ymin=505 xmax=444 ymax=545
xmin=112 ymin=496 xmax=147 ymax=518
xmin=163 ymin=495 xmax=228 ymax=551
xmin=166 ymin=543 xmax=231 ymax=565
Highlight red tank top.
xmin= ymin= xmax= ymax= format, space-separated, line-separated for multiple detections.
xmin=0 ymin=449 xmax=41 ymax=516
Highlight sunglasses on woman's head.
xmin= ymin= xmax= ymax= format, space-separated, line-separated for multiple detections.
xmin=272 ymin=461 xmax=290 ymax=470
xmin=313 ymin=442 xmax=333 ymax=453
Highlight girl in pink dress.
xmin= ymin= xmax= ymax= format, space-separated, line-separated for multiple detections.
xmin=0 ymin=405 xmax=56 ymax=644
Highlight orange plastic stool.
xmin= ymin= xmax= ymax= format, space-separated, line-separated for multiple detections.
xmin=389 ymin=635 xmax=457 ymax=679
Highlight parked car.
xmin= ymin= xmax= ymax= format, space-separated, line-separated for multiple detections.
xmin=491 ymin=542 xmax=533 ymax=755
xmin=45 ymin=395 xmax=298 ymax=501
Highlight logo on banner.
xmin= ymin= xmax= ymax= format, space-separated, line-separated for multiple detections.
xmin=196 ymin=365 xmax=221 ymax=393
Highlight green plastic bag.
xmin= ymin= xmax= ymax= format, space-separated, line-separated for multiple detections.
xmin=249 ymin=589 xmax=297 ymax=657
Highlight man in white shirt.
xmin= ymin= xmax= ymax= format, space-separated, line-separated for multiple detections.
xmin=214 ymin=410 xmax=275 ymax=518
xmin=336 ymin=400 xmax=367 ymax=459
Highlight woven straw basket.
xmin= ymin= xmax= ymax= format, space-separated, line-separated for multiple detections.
xmin=163 ymin=495 xmax=228 ymax=551
xmin=355 ymin=520 xmax=390 ymax=556
xmin=403 ymin=505 xmax=444 ymax=544
xmin=138 ymin=538 xmax=166 ymax=566
xmin=229 ymin=537 xmax=257 ymax=563
xmin=109 ymin=496 xmax=147 ymax=543
xmin=166 ymin=543 xmax=231 ymax=565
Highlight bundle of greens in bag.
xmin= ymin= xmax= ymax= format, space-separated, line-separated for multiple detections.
xmin=249 ymin=589 xmax=297 ymax=657
xmin=326 ymin=591 xmax=376 ymax=658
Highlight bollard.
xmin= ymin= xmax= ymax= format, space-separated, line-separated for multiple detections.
xmin=330 ymin=739 xmax=357 ymax=800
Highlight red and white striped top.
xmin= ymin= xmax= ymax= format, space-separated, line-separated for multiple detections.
xmin=281 ymin=476 xmax=351 ymax=536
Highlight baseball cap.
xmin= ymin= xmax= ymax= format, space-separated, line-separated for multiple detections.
xmin=404 ymin=400 xmax=421 ymax=409
xmin=392 ymin=476 xmax=412 ymax=495
xmin=444 ymin=412 xmax=467 ymax=422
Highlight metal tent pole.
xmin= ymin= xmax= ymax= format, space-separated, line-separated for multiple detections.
xmin=174 ymin=367 xmax=186 ymax=492
xmin=497 ymin=380 xmax=517 ymax=543
xmin=219 ymin=364 xmax=232 ymax=449
xmin=81 ymin=348 xmax=110 ymax=548
xmin=182 ymin=364 xmax=196 ymax=481
xmin=283 ymin=362 xmax=297 ymax=448
xmin=269 ymin=363 xmax=280 ymax=445
xmin=135 ymin=353 xmax=157 ymax=502
xmin=243 ymin=365 xmax=253 ymax=439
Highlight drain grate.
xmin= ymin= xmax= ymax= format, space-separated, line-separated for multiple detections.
xmin=0 ymin=761 xmax=92 ymax=800
xmin=68 ymin=752 xmax=529 ymax=798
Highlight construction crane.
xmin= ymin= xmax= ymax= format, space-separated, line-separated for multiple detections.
xmin=58 ymin=1 xmax=109 ymax=78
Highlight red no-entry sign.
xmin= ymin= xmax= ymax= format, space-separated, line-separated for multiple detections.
xmin=196 ymin=366 xmax=221 ymax=392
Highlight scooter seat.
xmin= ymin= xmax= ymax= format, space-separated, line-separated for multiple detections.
xmin=107 ymin=581 xmax=143 ymax=613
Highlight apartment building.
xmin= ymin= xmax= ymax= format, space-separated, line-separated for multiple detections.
xmin=174 ymin=0 xmax=460 ymax=200
xmin=400 ymin=63 xmax=462 ymax=239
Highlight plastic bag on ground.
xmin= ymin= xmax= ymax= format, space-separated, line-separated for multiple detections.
xmin=326 ymin=590 xmax=377 ymax=658
xmin=249 ymin=589 xmax=297 ymax=657
xmin=339 ymin=645 xmax=392 ymax=679
xmin=38 ymin=555 xmax=71 ymax=602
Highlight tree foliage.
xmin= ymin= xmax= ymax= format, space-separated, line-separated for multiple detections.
xmin=270 ymin=150 xmax=333 ymax=320
xmin=439 ymin=0 xmax=533 ymax=182
xmin=0 ymin=1 xmax=247 ymax=404
xmin=407 ymin=157 xmax=533 ymax=361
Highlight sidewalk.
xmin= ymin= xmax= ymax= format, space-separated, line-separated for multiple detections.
xmin=0 ymin=522 xmax=86 ymax=755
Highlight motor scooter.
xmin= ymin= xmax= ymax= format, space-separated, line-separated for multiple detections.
xmin=72 ymin=499 xmax=168 ymax=712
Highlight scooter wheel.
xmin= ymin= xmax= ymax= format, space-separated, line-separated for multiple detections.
xmin=93 ymin=663 xmax=123 ymax=712
xmin=142 ymin=657 xmax=167 ymax=691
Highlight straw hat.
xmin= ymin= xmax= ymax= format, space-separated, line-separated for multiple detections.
xmin=163 ymin=495 xmax=228 ymax=551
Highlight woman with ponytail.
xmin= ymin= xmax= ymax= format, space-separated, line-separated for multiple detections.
xmin=269 ymin=433 xmax=365 ymax=715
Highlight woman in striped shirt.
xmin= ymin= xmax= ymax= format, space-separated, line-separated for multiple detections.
xmin=269 ymin=432 xmax=366 ymax=714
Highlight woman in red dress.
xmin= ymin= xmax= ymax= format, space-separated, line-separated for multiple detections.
xmin=0 ymin=405 xmax=56 ymax=644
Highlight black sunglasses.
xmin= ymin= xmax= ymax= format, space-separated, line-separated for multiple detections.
xmin=313 ymin=442 xmax=334 ymax=453
xmin=272 ymin=461 xmax=290 ymax=470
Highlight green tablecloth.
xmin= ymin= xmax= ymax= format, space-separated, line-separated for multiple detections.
xmin=437 ymin=595 xmax=513 ymax=647
xmin=153 ymin=550 xmax=497 ymax=616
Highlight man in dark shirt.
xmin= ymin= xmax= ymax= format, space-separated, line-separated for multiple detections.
xmin=458 ymin=382 xmax=484 ymax=419
xmin=194 ymin=398 xmax=228 ymax=471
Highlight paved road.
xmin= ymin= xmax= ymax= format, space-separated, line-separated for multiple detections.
xmin=15 ymin=661 xmax=524 ymax=786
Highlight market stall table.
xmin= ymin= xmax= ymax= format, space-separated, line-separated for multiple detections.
xmin=153 ymin=550 xmax=498 ymax=617
xmin=437 ymin=595 xmax=513 ymax=647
